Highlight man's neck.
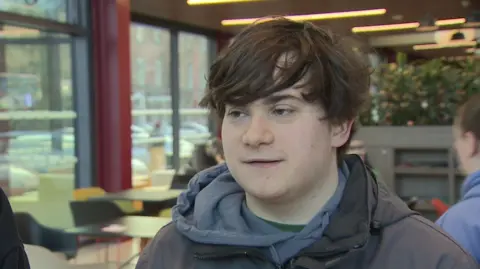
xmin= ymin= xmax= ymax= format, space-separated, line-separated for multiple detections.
xmin=245 ymin=163 xmax=340 ymax=225
xmin=466 ymin=158 xmax=480 ymax=175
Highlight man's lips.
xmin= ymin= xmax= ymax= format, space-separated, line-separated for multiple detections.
xmin=242 ymin=159 xmax=284 ymax=167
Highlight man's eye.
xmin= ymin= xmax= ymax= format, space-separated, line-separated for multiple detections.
xmin=227 ymin=110 xmax=245 ymax=118
xmin=272 ymin=108 xmax=294 ymax=116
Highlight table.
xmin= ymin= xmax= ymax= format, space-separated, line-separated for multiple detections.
xmin=65 ymin=216 xmax=171 ymax=268
xmin=64 ymin=216 xmax=171 ymax=239
xmin=89 ymin=188 xmax=183 ymax=215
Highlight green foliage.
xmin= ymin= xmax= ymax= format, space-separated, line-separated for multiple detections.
xmin=360 ymin=58 xmax=480 ymax=126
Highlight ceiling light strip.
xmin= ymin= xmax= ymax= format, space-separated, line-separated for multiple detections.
xmin=221 ymin=8 xmax=387 ymax=26
xmin=352 ymin=22 xmax=419 ymax=33
xmin=352 ymin=17 xmax=468 ymax=34
xmin=187 ymin=0 xmax=263 ymax=5
xmin=413 ymin=41 xmax=477 ymax=51
xmin=435 ymin=18 xmax=466 ymax=26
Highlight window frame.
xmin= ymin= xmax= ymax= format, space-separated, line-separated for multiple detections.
xmin=0 ymin=2 xmax=95 ymax=188
xmin=130 ymin=14 xmax=218 ymax=171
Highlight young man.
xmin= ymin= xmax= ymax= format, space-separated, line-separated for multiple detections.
xmin=0 ymin=187 xmax=30 ymax=269
xmin=136 ymin=17 xmax=478 ymax=269
xmin=436 ymin=93 xmax=480 ymax=262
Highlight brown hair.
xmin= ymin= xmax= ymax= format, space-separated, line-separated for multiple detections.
xmin=456 ymin=93 xmax=480 ymax=141
xmin=200 ymin=16 xmax=371 ymax=162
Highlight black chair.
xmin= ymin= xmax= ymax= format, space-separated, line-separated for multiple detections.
xmin=69 ymin=200 xmax=126 ymax=227
xmin=14 ymin=212 xmax=78 ymax=260
xmin=69 ymin=200 xmax=128 ymax=263
xmin=170 ymin=173 xmax=193 ymax=190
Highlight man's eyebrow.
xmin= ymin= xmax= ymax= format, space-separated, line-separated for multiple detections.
xmin=262 ymin=94 xmax=304 ymax=105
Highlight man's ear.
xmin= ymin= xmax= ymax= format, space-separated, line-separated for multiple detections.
xmin=331 ymin=120 xmax=354 ymax=148
xmin=465 ymin=131 xmax=479 ymax=157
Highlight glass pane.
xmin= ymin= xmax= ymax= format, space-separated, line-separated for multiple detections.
xmin=178 ymin=32 xmax=214 ymax=173
xmin=130 ymin=23 xmax=173 ymax=188
xmin=0 ymin=0 xmax=76 ymax=23
xmin=0 ymin=24 xmax=76 ymax=227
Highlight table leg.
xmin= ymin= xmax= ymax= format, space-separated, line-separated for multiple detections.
xmin=142 ymin=200 xmax=176 ymax=216
xmin=140 ymin=237 xmax=150 ymax=251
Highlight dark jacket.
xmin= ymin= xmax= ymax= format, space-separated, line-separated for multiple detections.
xmin=0 ymin=188 xmax=30 ymax=269
xmin=136 ymin=156 xmax=478 ymax=269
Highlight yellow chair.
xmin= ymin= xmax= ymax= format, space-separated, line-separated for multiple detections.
xmin=73 ymin=187 xmax=141 ymax=213
xmin=73 ymin=187 xmax=105 ymax=201
xmin=159 ymin=208 xmax=172 ymax=218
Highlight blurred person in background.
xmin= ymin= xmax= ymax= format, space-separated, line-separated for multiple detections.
xmin=436 ymin=93 xmax=480 ymax=262
xmin=182 ymin=137 xmax=224 ymax=176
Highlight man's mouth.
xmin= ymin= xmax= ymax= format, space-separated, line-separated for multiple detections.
xmin=243 ymin=159 xmax=283 ymax=167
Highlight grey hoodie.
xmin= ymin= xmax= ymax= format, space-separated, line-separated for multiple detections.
xmin=173 ymin=163 xmax=348 ymax=265
xmin=136 ymin=155 xmax=479 ymax=269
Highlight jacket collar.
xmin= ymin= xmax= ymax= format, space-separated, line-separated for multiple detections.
xmin=300 ymin=155 xmax=416 ymax=255
xmin=192 ymin=155 xmax=416 ymax=256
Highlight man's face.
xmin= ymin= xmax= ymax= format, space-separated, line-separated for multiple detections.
xmin=221 ymin=88 xmax=352 ymax=202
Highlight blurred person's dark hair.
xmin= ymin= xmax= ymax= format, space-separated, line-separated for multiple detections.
xmin=185 ymin=137 xmax=224 ymax=174
xmin=200 ymin=16 xmax=371 ymax=163
xmin=206 ymin=137 xmax=224 ymax=160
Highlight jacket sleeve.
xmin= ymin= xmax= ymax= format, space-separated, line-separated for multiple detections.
xmin=135 ymin=223 xmax=193 ymax=269
xmin=0 ymin=188 xmax=31 ymax=269
xmin=135 ymin=239 xmax=160 ymax=269
xmin=0 ymin=247 xmax=30 ymax=269
xmin=135 ymin=223 xmax=174 ymax=269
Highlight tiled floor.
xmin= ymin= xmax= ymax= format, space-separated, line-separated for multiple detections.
xmin=69 ymin=239 xmax=142 ymax=268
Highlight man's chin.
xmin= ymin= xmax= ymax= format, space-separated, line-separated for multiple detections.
xmin=244 ymin=187 xmax=290 ymax=204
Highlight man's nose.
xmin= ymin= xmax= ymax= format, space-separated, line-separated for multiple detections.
xmin=241 ymin=115 xmax=274 ymax=148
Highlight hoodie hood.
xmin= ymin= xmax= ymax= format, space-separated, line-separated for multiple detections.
xmin=173 ymin=164 xmax=276 ymax=246
xmin=172 ymin=162 xmax=348 ymax=263
xmin=172 ymin=155 xmax=415 ymax=264
xmin=461 ymin=169 xmax=480 ymax=200
xmin=173 ymin=165 xmax=347 ymax=239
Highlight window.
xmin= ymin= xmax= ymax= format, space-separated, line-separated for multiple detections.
xmin=178 ymin=32 xmax=212 ymax=165
xmin=0 ymin=0 xmax=75 ymax=23
xmin=153 ymin=31 xmax=162 ymax=44
xmin=155 ymin=60 xmax=163 ymax=86
xmin=0 ymin=2 xmax=93 ymax=230
xmin=0 ymin=26 xmax=78 ymax=227
xmin=135 ymin=58 xmax=146 ymax=86
xmin=130 ymin=23 xmax=173 ymax=187
xmin=135 ymin=27 xmax=145 ymax=43
xmin=186 ymin=64 xmax=194 ymax=90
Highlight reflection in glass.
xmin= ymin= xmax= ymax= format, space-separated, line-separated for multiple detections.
xmin=178 ymin=31 xmax=212 ymax=168
xmin=0 ymin=0 xmax=76 ymax=23
xmin=130 ymin=23 xmax=174 ymax=187
xmin=0 ymin=24 xmax=76 ymax=206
